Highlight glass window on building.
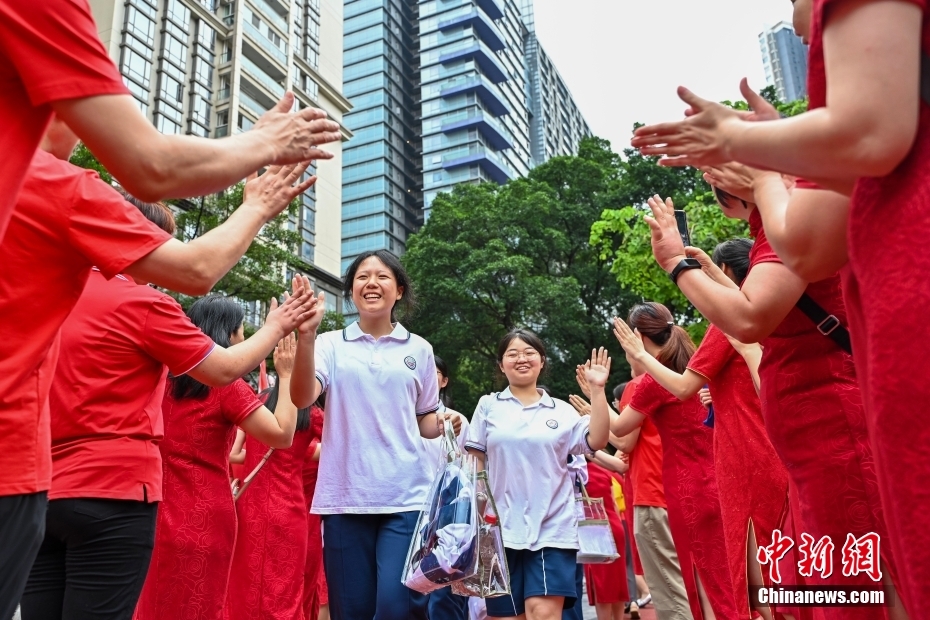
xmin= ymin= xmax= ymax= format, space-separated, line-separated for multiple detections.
xmin=121 ymin=47 xmax=152 ymax=88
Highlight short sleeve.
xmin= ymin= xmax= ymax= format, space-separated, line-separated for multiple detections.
xmin=687 ymin=326 xmax=735 ymax=383
xmin=67 ymin=170 xmax=171 ymax=277
xmin=618 ymin=376 xmax=643 ymax=410
xmin=0 ymin=0 xmax=129 ymax=106
xmin=630 ymin=376 xmax=676 ymax=418
xmin=567 ymin=412 xmax=593 ymax=456
xmin=313 ymin=333 xmax=335 ymax=392
xmin=415 ymin=345 xmax=441 ymax=416
xmin=139 ymin=295 xmax=216 ymax=376
xmin=464 ymin=397 xmax=490 ymax=453
xmin=220 ymin=379 xmax=264 ymax=425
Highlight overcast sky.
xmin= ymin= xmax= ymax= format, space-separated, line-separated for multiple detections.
xmin=531 ymin=0 xmax=795 ymax=154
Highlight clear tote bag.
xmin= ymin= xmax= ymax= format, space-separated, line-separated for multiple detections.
xmin=575 ymin=482 xmax=620 ymax=564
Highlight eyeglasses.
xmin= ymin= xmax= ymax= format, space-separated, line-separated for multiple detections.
xmin=503 ymin=350 xmax=540 ymax=362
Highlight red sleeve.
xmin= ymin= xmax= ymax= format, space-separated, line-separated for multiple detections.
xmin=220 ymin=379 xmax=264 ymax=425
xmin=310 ymin=406 xmax=324 ymax=441
xmin=138 ymin=295 xmax=216 ymax=377
xmin=0 ymin=0 xmax=129 ymax=106
xmin=748 ymin=209 xmax=782 ymax=269
xmin=794 ymin=178 xmax=823 ymax=191
xmin=66 ymin=165 xmax=171 ymax=278
xmin=686 ymin=325 xmax=734 ymax=382
xmin=629 ymin=375 xmax=675 ymax=417
xmin=618 ymin=375 xmax=644 ymax=410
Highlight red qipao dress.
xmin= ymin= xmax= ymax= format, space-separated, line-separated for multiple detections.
xmin=303 ymin=407 xmax=326 ymax=620
xmin=687 ymin=325 xmax=790 ymax=619
xmin=810 ymin=1 xmax=930 ymax=614
xmin=134 ymin=380 xmax=262 ymax=620
xmin=629 ymin=376 xmax=740 ymax=619
xmin=226 ymin=428 xmax=316 ymax=619
xmin=748 ymin=211 xmax=896 ymax=620
xmin=583 ymin=462 xmax=630 ymax=605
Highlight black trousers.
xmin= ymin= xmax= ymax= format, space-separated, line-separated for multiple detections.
xmin=20 ymin=498 xmax=157 ymax=620
xmin=0 ymin=492 xmax=47 ymax=620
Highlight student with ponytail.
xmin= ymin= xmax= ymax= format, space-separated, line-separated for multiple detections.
xmin=610 ymin=303 xmax=739 ymax=620
xmin=612 ymin=251 xmax=787 ymax=620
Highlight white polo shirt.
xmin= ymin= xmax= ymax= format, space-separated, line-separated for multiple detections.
xmin=465 ymin=387 xmax=593 ymax=551
xmin=312 ymin=322 xmax=442 ymax=514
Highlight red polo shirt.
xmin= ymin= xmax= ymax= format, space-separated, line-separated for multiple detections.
xmin=49 ymin=270 xmax=216 ymax=502
xmin=623 ymin=376 xmax=667 ymax=508
xmin=0 ymin=0 xmax=128 ymax=242
xmin=0 ymin=150 xmax=171 ymax=497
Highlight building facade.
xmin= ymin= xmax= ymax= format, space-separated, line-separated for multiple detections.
xmin=89 ymin=0 xmax=351 ymax=311
xmin=759 ymin=21 xmax=808 ymax=103
xmin=340 ymin=0 xmax=589 ymax=280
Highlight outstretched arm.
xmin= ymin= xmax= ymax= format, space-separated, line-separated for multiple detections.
xmin=583 ymin=348 xmax=613 ymax=451
xmin=53 ymin=92 xmax=341 ymax=202
xmin=612 ymin=318 xmax=706 ymax=400
xmin=124 ymin=165 xmax=317 ymax=296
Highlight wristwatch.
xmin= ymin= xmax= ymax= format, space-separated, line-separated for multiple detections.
xmin=668 ymin=258 xmax=702 ymax=284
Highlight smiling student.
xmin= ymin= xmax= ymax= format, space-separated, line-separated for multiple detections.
xmin=290 ymin=249 xmax=457 ymax=620
xmin=465 ymin=331 xmax=612 ymax=620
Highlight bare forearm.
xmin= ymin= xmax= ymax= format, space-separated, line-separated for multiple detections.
xmin=631 ymin=353 xmax=702 ymax=400
xmin=610 ymin=430 xmax=638 ymax=454
xmin=206 ymin=323 xmax=284 ymax=385
xmin=270 ymin=377 xmax=298 ymax=443
xmin=586 ymin=387 xmax=610 ymax=451
xmin=291 ymin=333 xmax=318 ymax=407
xmin=675 ymin=271 xmax=763 ymax=342
xmin=594 ymin=451 xmax=629 ymax=474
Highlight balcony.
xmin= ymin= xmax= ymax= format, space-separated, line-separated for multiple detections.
xmin=241 ymin=54 xmax=285 ymax=99
xmin=442 ymin=146 xmax=514 ymax=184
xmin=438 ymin=40 xmax=507 ymax=84
xmin=240 ymin=90 xmax=270 ymax=117
xmin=439 ymin=74 xmax=510 ymax=117
xmin=243 ymin=20 xmax=287 ymax=67
xmin=246 ymin=0 xmax=288 ymax=35
xmin=475 ymin=0 xmax=503 ymax=20
xmin=440 ymin=108 xmax=513 ymax=150
xmin=438 ymin=10 xmax=505 ymax=51
xmin=215 ymin=124 xmax=229 ymax=137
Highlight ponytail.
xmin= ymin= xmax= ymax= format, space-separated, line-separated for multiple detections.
xmin=628 ymin=302 xmax=697 ymax=374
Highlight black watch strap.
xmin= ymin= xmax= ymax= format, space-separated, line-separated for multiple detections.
xmin=669 ymin=258 xmax=702 ymax=284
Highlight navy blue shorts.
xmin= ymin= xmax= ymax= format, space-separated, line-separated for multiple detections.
xmin=485 ymin=547 xmax=577 ymax=617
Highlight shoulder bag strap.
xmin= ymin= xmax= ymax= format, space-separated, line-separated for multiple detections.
xmin=795 ymin=293 xmax=853 ymax=355
xmin=233 ymin=447 xmax=276 ymax=502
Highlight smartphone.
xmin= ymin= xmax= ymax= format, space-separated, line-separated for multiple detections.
xmin=674 ymin=210 xmax=691 ymax=247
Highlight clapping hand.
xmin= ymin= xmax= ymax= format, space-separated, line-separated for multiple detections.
xmin=644 ymin=195 xmax=688 ymax=273
xmin=273 ymin=333 xmax=297 ymax=379
xmin=584 ymin=348 xmax=612 ymax=389
xmin=568 ymin=394 xmax=592 ymax=416
xmin=612 ymin=317 xmax=646 ymax=359
xmin=575 ymin=365 xmax=592 ymax=399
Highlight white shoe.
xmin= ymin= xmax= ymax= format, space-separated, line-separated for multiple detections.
xmin=635 ymin=594 xmax=652 ymax=608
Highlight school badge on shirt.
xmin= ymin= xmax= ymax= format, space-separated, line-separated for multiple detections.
xmin=404 ymin=356 xmax=417 ymax=370
xmin=546 ymin=419 xmax=559 ymax=429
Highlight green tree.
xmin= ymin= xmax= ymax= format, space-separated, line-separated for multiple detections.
xmin=404 ymin=138 xmax=639 ymax=413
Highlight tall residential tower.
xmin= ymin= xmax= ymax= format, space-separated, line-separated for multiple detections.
xmin=759 ymin=20 xmax=808 ymax=103
xmin=88 ymin=0 xmax=352 ymax=311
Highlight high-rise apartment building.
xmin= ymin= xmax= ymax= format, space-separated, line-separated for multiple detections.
xmin=759 ymin=21 xmax=808 ymax=103
xmin=340 ymin=0 xmax=589 ymax=276
xmin=88 ymin=0 xmax=352 ymax=311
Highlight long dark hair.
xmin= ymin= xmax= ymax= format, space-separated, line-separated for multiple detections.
xmin=259 ymin=382 xmax=310 ymax=432
xmin=628 ymin=302 xmax=696 ymax=374
xmin=435 ymin=355 xmax=452 ymax=408
xmin=171 ymin=296 xmax=245 ymax=400
xmin=712 ymin=238 xmax=754 ymax=286
xmin=342 ymin=250 xmax=417 ymax=321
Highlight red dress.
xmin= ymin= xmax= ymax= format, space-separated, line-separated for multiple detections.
xmin=630 ymin=376 xmax=739 ymax=619
xmin=687 ymin=325 xmax=790 ymax=619
xmin=135 ymin=380 xmax=262 ymax=620
xmin=303 ymin=408 xmax=326 ymax=619
xmin=748 ymin=211 xmax=895 ymax=619
xmin=810 ymin=1 xmax=930 ymax=614
xmin=227 ymin=424 xmax=315 ymax=620
xmin=583 ymin=462 xmax=630 ymax=605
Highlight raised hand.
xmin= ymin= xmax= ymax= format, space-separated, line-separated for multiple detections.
xmin=291 ymin=274 xmax=325 ymax=336
xmin=568 ymin=394 xmax=592 ymax=416
xmin=253 ymin=93 xmax=342 ymax=165
xmin=739 ymin=78 xmax=781 ymax=122
xmin=644 ymin=195 xmax=687 ymax=273
xmin=631 ymin=86 xmax=742 ymax=168
xmin=243 ymin=162 xmax=318 ymax=223
xmin=612 ymin=317 xmax=647 ymax=359
xmin=273 ymin=332 xmax=297 ymax=379
xmin=575 ymin=365 xmax=592 ymax=398
xmin=701 ymin=162 xmax=761 ymax=203
xmin=584 ymin=347 xmax=612 ymax=388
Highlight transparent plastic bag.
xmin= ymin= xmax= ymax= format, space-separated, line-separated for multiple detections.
xmin=575 ymin=483 xmax=620 ymax=564
xmin=403 ymin=425 xmax=479 ymax=594
xmin=451 ymin=470 xmax=511 ymax=599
